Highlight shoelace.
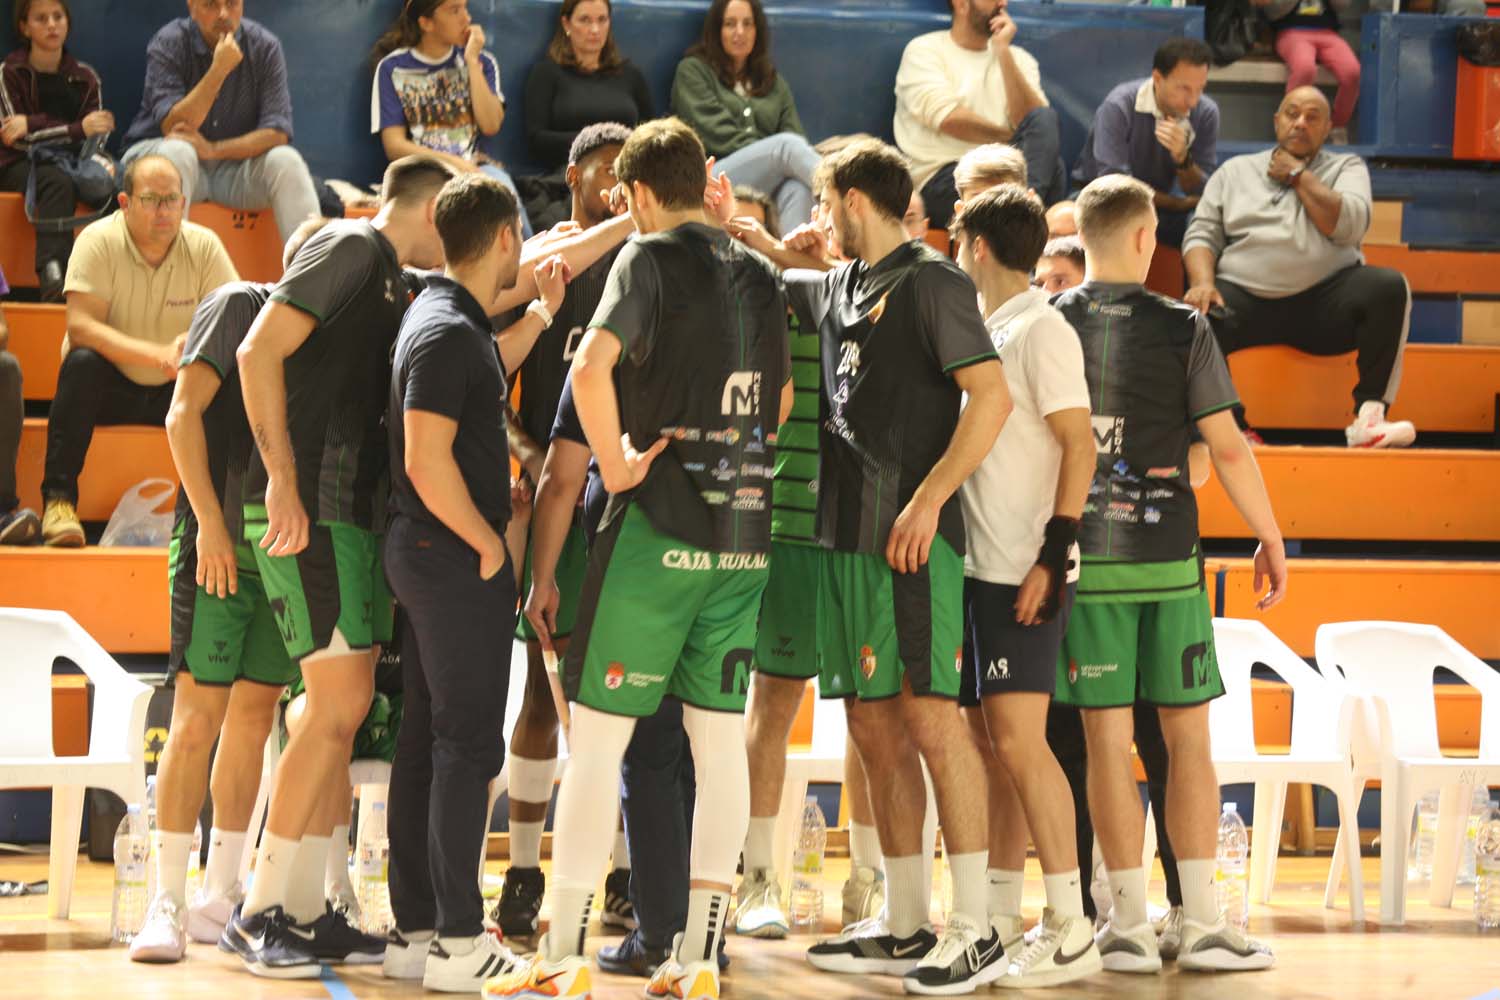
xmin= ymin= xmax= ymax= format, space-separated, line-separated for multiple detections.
xmin=145 ymin=893 xmax=184 ymax=927
xmin=923 ymin=924 xmax=978 ymax=970
xmin=1010 ymin=924 xmax=1062 ymax=970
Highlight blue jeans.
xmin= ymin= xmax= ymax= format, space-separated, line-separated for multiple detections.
xmin=479 ymin=163 xmax=534 ymax=239
xmin=920 ymin=106 xmax=1066 ymax=230
xmin=713 ymin=132 xmax=820 ymax=231
xmin=619 ymin=696 xmax=695 ymax=948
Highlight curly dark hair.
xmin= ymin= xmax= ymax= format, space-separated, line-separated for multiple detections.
xmin=687 ymin=0 xmax=777 ymax=98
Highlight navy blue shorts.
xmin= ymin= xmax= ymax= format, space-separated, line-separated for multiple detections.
xmin=959 ymin=577 xmax=1077 ymax=707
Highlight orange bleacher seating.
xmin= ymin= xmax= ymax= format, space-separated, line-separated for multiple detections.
xmin=1229 ymin=343 xmax=1499 ymax=433
xmin=187 ymin=203 xmax=284 ymax=283
xmin=16 ymin=419 xmax=178 ymax=521
xmin=1363 ymin=245 xmax=1500 ymax=295
xmin=0 ymin=193 xmax=95 ymax=288
xmin=2 ymin=303 xmax=65 ymax=401
xmin=1197 ymin=446 xmax=1500 ymax=542
xmin=0 ymin=546 xmax=168 ymax=653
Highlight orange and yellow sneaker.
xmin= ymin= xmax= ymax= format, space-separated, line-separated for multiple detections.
xmin=481 ymin=948 xmax=591 ymax=998
xmin=644 ymin=953 xmax=720 ymax=999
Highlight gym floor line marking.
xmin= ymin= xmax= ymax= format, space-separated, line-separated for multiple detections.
xmin=321 ymin=965 xmax=358 ymax=1000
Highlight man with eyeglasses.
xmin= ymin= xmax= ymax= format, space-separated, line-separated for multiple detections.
xmin=121 ymin=0 xmax=320 ymax=244
xmin=40 ymin=154 xmax=237 ymax=546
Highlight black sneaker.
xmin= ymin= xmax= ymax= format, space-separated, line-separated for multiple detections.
xmin=491 ymin=865 xmax=545 ymax=938
xmin=600 ymin=867 xmax=636 ymax=930
xmin=597 ymin=927 xmax=672 ymax=978
xmin=0 ymin=508 xmax=40 ymax=546
xmin=806 ymin=916 xmax=939 ymax=976
xmin=303 ymin=902 xmax=386 ymax=964
xmin=902 ymin=914 xmax=1007 ymax=995
xmin=217 ymin=904 xmax=322 ymax=979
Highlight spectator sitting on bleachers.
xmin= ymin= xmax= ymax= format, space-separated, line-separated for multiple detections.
xmin=370 ymin=0 xmax=533 ymax=238
xmin=523 ymin=0 xmax=654 ymax=172
xmin=670 ymin=0 xmax=820 ymax=229
xmin=1259 ymin=0 xmax=1359 ymax=145
xmin=120 ymin=0 xmax=320 ymax=245
xmin=41 ymin=154 xmax=237 ymax=546
xmin=894 ymin=0 xmax=1064 ymax=230
xmin=731 ymin=183 xmax=776 ymax=238
xmin=1045 ymin=199 xmax=1076 ymax=237
xmin=954 ymin=143 xmax=1026 ymax=212
xmin=0 ymin=0 xmax=112 ymax=302
xmin=902 ymin=187 xmax=929 ymax=240
xmin=1033 ymin=235 xmax=1084 ymax=296
xmin=1183 ymin=86 xmax=1414 ymax=449
xmin=0 ymin=264 xmax=39 ymax=545
xmin=1073 ymin=38 xmax=1219 ymax=249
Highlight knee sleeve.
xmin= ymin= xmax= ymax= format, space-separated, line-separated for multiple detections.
xmin=507 ymin=753 xmax=558 ymax=804
xmin=549 ymin=704 xmax=635 ymax=891
xmin=683 ymin=705 xmax=750 ymax=886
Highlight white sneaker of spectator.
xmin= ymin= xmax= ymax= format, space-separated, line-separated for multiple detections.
xmin=1345 ymin=401 xmax=1415 ymax=449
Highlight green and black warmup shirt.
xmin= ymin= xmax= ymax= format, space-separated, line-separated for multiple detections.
xmin=1052 ymin=281 xmax=1239 ymax=602
xmin=784 ymin=241 xmax=997 ymax=555
xmin=769 ymin=307 xmax=820 ymax=547
xmin=588 ymin=222 xmax=789 ymax=553
xmin=174 ymin=281 xmax=273 ymax=546
xmin=243 ymin=220 xmax=425 ymax=531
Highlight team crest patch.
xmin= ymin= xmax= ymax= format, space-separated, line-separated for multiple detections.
xmin=859 ymin=645 xmax=877 ymax=680
xmin=954 ymin=648 xmax=963 ymax=674
xmin=605 ymin=662 xmax=625 ymax=690
xmin=1068 ymin=659 xmax=1079 ymax=685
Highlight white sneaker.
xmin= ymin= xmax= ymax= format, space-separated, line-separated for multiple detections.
xmin=996 ymin=908 xmax=1102 ymax=988
xmin=734 ymin=868 xmax=790 ymax=939
xmin=382 ymin=927 xmax=433 ymax=980
xmin=645 ymin=933 xmax=720 ymax=999
xmin=186 ymin=882 xmax=242 ymax=945
xmin=1094 ymin=919 xmax=1161 ymax=974
xmin=992 ymin=914 xmax=1025 ymax=955
xmin=1176 ymin=917 xmax=1275 ymax=971
xmin=480 ymin=940 xmax=591 ymax=998
xmin=841 ymin=866 xmax=885 ymax=927
xmin=1345 ymin=401 xmax=1416 ymax=449
xmin=1155 ymin=906 xmax=1184 ymax=961
xmin=130 ymin=893 xmax=187 ymax=963
xmin=1088 ymin=862 xmax=1111 ymax=931
xmin=901 ymin=912 xmax=1007 ymax=995
xmin=423 ymin=928 xmax=520 ymax=993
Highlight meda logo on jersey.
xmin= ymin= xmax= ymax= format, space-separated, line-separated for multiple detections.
xmin=605 ymin=662 xmax=625 ymax=690
xmin=859 ymin=644 xmax=877 ymax=680
xmin=987 ymin=658 xmax=1009 ymax=680
xmin=1092 ymin=415 xmax=1125 ymax=455
xmin=722 ymin=370 xmax=762 ymax=416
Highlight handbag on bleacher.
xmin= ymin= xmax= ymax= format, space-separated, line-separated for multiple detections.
xmin=23 ymin=131 xmax=119 ymax=233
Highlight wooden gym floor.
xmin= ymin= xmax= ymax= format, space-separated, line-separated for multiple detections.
xmin=0 ymin=854 xmax=1496 ymax=999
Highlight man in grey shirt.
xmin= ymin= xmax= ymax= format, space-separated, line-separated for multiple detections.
xmin=1183 ymin=87 xmax=1414 ymax=448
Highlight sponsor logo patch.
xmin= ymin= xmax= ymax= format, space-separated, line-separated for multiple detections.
xmin=605 ymin=662 xmax=625 ymax=690
xmin=1092 ymin=416 xmax=1125 ymax=455
xmin=722 ymin=370 xmax=762 ymax=416
xmin=859 ymin=644 xmax=877 ymax=680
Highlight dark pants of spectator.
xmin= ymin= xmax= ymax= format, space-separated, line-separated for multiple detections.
xmin=1157 ymin=208 xmax=1190 ymax=250
xmin=620 ymin=695 xmax=696 ymax=949
xmin=42 ymin=348 xmax=173 ymax=505
xmin=1211 ymin=265 xmax=1411 ymax=424
xmin=0 ymin=350 xmax=22 ymax=513
xmin=0 ymin=159 xmax=76 ymax=273
xmin=385 ymin=514 xmax=516 ymax=938
xmin=920 ymin=106 xmax=1067 ymax=230
xmin=1047 ymin=700 xmax=1181 ymax=920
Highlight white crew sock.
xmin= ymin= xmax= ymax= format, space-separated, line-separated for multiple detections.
xmin=883 ymin=854 xmax=929 ymax=937
xmin=612 ymin=829 xmax=631 ymax=870
xmin=509 ymin=820 xmax=546 ymax=870
xmin=545 ymin=888 xmax=594 ymax=961
xmin=325 ymin=824 xmax=355 ymax=903
xmin=947 ymin=850 xmax=989 ymax=928
xmin=849 ymin=821 xmax=883 ymax=872
xmin=152 ymin=830 xmax=194 ymax=905
xmin=1043 ymin=868 xmax=1085 ymax=919
xmin=743 ymin=816 xmax=777 ymax=874
xmin=1108 ymin=866 xmax=1149 ymax=929
xmin=286 ymin=834 xmax=330 ymax=923
xmin=243 ymin=832 xmax=300 ymax=917
xmin=682 ymin=887 xmax=731 ymax=964
xmin=1177 ymin=858 xmax=1219 ymax=925
xmin=986 ymin=867 xmax=1024 ymax=922
xmin=203 ymin=827 xmax=247 ymax=898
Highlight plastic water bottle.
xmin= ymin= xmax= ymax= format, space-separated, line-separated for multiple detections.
xmin=110 ymin=805 xmax=150 ymax=943
xmin=1459 ymin=787 xmax=1494 ymax=886
xmin=1474 ymin=807 xmax=1500 ymax=930
xmin=1215 ymin=802 xmax=1250 ymax=932
xmin=1408 ymin=790 xmax=1439 ymax=882
xmin=356 ymin=802 xmax=392 ymax=934
xmin=789 ymin=797 xmax=826 ymax=931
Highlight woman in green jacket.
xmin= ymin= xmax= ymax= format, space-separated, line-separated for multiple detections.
xmin=670 ymin=0 xmax=819 ymax=228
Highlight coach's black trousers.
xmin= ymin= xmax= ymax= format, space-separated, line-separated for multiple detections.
xmin=620 ymin=696 xmax=696 ymax=949
xmin=385 ymin=515 xmax=515 ymax=938
xmin=43 ymin=348 xmax=172 ymax=505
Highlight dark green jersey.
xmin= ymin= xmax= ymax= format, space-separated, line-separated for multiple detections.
xmin=1053 ymin=281 xmax=1239 ymax=566
xmin=769 ymin=308 xmax=820 ymax=546
xmin=785 ymin=242 xmax=997 ymax=555
xmin=589 ymin=223 xmax=789 ymax=553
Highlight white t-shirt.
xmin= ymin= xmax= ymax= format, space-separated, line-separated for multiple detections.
xmin=894 ymin=30 xmax=1048 ymax=192
xmin=960 ymin=289 xmax=1090 ymax=586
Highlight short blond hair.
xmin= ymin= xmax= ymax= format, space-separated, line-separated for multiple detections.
xmin=954 ymin=144 xmax=1027 ymax=193
xmin=1076 ymin=175 xmax=1155 ymax=246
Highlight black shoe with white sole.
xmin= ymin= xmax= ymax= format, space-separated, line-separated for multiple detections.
xmin=303 ymin=903 xmax=386 ymax=964
xmin=217 ymin=904 xmax=322 ymax=979
xmin=901 ymin=914 xmax=1007 ymax=995
xmin=806 ymin=917 xmax=939 ymax=976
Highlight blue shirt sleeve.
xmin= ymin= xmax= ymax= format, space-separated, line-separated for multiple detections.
xmin=139 ymin=25 xmax=191 ymax=133
xmin=480 ymin=51 xmax=503 ymax=103
xmin=375 ymin=54 xmax=406 ymax=131
xmin=550 ymin=373 xmax=587 ymax=446
xmin=1190 ymin=99 xmax=1220 ymax=176
xmin=1091 ymin=93 xmax=1134 ymax=178
xmin=254 ymin=31 xmax=295 ymax=138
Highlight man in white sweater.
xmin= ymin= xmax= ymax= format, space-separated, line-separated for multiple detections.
xmin=894 ymin=0 xmax=1064 ymax=230
xmin=1182 ymin=87 xmax=1414 ymax=448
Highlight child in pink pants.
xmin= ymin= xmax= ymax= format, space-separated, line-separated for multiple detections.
xmin=1267 ymin=0 xmax=1361 ymax=128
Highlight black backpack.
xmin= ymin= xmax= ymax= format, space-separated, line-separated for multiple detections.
xmin=1205 ymin=0 xmax=1262 ymax=67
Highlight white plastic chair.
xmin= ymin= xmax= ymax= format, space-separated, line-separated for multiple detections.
xmin=0 ymin=609 xmax=152 ymax=918
xmin=1315 ymin=621 xmax=1500 ymax=925
xmin=1209 ymin=618 xmax=1366 ymax=920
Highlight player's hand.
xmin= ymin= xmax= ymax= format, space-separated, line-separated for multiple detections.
xmin=885 ymin=498 xmax=939 ymax=575
xmin=1252 ymin=540 xmax=1288 ymax=610
xmin=525 ymin=576 xmax=561 ymax=645
xmin=989 ymin=10 xmax=1018 ymax=53
xmin=0 ymin=116 xmax=26 ymax=146
xmin=602 ymin=433 xmax=670 ymax=494
xmin=1183 ymin=284 xmax=1224 ymax=315
xmin=260 ymin=475 xmax=309 ymax=557
xmin=704 ymin=165 xmax=736 ymax=226
xmin=1155 ymin=119 xmax=1190 ymax=164
xmin=464 ymin=24 xmax=487 ymax=63
xmin=212 ymin=31 xmax=243 ymax=75
xmin=169 ymin=122 xmax=218 ymax=162
xmin=1014 ymin=563 xmax=1052 ymax=626
xmin=158 ymin=333 xmax=189 ymax=378
xmin=603 ymin=182 xmax=629 ymax=218
xmin=782 ymin=221 xmax=830 ymax=258
xmin=478 ymin=532 xmax=508 ymax=581
xmin=511 ymin=474 xmax=534 ymax=519
xmin=82 ymin=110 xmax=115 ymax=137
xmin=534 ymin=254 xmax=568 ymax=315
xmin=726 ymin=215 xmax=776 ymax=254
xmin=195 ymin=515 xmax=239 ymax=598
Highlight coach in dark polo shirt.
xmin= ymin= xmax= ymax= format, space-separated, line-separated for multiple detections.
xmin=382 ymin=173 xmax=526 ymax=991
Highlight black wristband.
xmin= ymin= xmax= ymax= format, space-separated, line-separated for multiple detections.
xmin=1038 ymin=515 xmax=1079 ymax=574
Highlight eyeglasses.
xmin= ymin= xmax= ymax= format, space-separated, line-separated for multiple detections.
xmin=134 ymin=193 xmax=184 ymax=212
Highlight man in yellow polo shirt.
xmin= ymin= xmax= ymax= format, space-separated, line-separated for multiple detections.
xmin=43 ymin=154 xmax=237 ymax=546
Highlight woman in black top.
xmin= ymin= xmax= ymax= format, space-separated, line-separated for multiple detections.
xmin=523 ymin=0 xmax=653 ymax=171
xmin=0 ymin=0 xmax=111 ymax=300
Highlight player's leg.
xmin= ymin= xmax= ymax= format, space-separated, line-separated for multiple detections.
xmin=964 ymin=704 xmax=1026 ymax=944
xmin=492 ymin=638 xmax=559 ymax=938
xmin=840 ymin=740 xmax=885 ymax=927
xmin=1133 ymin=701 xmax=1184 ymax=958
